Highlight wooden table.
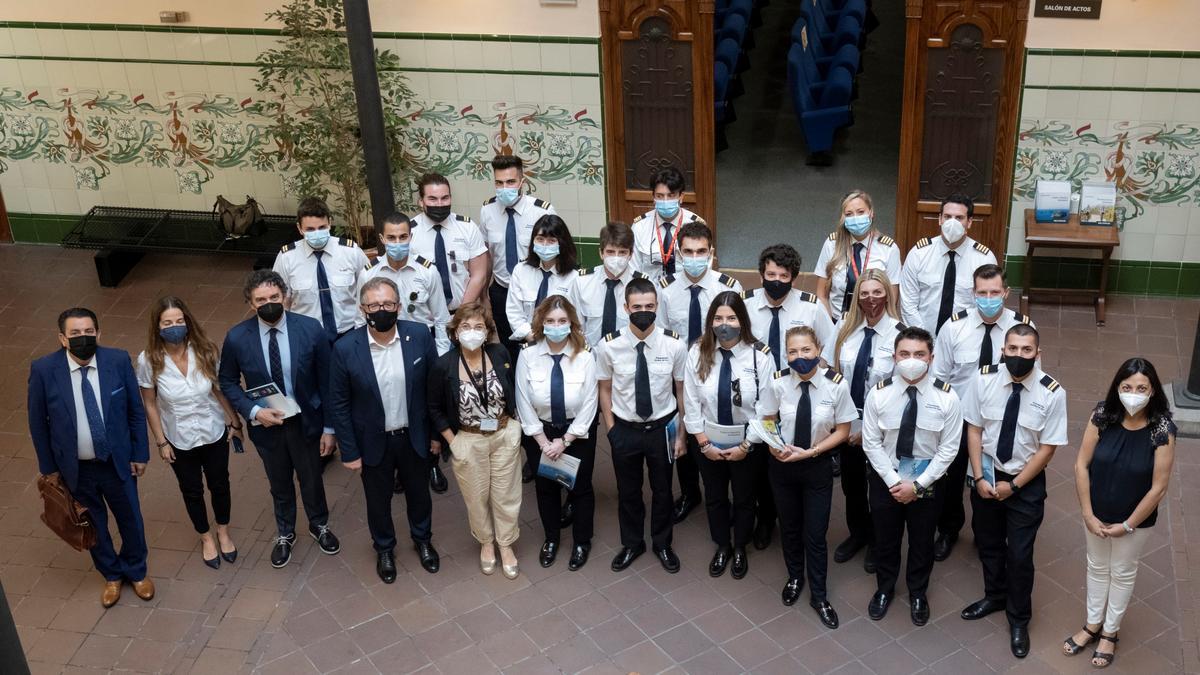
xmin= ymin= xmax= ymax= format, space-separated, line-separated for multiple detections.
xmin=1021 ymin=209 xmax=1120 ymax=326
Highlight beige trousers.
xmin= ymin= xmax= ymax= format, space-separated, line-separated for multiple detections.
xmin=450 ymin=422 xmax=523 ymax=546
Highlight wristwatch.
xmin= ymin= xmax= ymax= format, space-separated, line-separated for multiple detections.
xmin=562 ymin=438 xmax=573 ymax=449
xmin=913 ymin=481 xmax=928 ymax=498
xmin=1122 ymin=521 xmax=1134 ymax=533
xmin=1010 ymin=480 xmax=1023 ymax=494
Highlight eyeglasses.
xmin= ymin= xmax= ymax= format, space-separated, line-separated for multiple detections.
xmin=364 ymin=302 xmax=398 ymax=312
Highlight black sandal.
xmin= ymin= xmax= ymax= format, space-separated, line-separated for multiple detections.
xmin=1063 ymin=625 xmax=1100 ymax=655
xmin=1091 ymin=634 xmax=1118 ymax=668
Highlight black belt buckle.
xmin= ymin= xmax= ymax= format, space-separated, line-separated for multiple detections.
xmin=385 ymin=428 xmax=409 ymax=437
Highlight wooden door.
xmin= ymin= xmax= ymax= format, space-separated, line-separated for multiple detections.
xmin=599 ymin=0 xmax=717 ymax=231
xmin=895 ymin=0 xmax=1029 ymax=260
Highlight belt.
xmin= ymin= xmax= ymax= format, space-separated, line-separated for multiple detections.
xmin=539 ymin=418 xmax=576 ymax=428
xmin=385 ymin=428 xmax=409 ymax=437
xmin=614 ymin=413 xmax=675 ymax=432
xmin=460 ymin=415 xmax=509 ymax=435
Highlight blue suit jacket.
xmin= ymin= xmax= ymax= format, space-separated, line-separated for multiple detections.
xmin=329 ymin=322 xmax=437 ymax=465
xmin=218 ymin=312 xmax=332 ymax=449
xmin=27 ymin=347 xmax=149 ymax=492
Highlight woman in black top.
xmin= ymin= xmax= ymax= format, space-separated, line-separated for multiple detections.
xmin=1063 ymin=358 xmax=1175 ymax=668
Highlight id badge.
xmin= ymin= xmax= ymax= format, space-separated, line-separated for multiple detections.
xmin=479 ymin=418 xmax=499 ymax=432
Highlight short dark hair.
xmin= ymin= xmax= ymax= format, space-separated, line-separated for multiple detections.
xmin=1005 ymin=323 xmax=1040 ymax=348
xmin=941 ymin=193 xmax=974 ymax=218
xmin=297 ymin=197 xmax=331 ymax=222
xmin=894 ymin=325 xmax=934 ymax=352
xmin=599 ymin=221 xmax=634 ymax=251
xmin=650 ymin=166 xmax=686 ymax=194
xmin=973 ymin=263 xmax=1006 ymax=287
xmin=491 ymin=154 xmax=523 ymax=173
xmin=625 ymin=276 xmax=657 ymax=302
xmin=417 ymin=173 xmax=450 ymax=198
xmin=677 ymin=221 xmax=712 ymax=248
xmin=381 ymin=211 xmax=411 ymax=230
xmin=243 ymin=269 xmax=289 ymax=301
xmin=58 ymin=307 xmax=98 ymax=333
xmin=525 ymin=214 xmax=578 ymax=275
xmin=758 ymin=243 xmax=802 ymax=277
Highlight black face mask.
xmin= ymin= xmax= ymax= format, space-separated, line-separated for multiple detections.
xmin=256 ymin=302 xmax=284 ymax=324
xmin=762 ymin=279 xmax=791 ymax=301
xmin=424 ymin=205 xmax=452 ymax=223
xmin=366 ymin=309 xmax=399 ymax=333
xmin=1004 ymin=354 xmax=1036 ymax=378
xmin=67 ymin=335 xmax=98 ymax=361
xmin=629 ymin=311 xmax=656 ymax=332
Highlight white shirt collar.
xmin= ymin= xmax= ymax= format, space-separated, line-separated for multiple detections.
xmin=258 ymin=317 xmax=287 ymax=336
xmin=67 ymin=353 xmax=97 ymax=373
xmin=368 ymin=328 xmax=400 ymax=349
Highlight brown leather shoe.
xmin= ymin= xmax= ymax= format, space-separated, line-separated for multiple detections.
xmin=130 ymin=577 xmax=155 ymax=601
xmin=101 ymin=580 xmax=122 ymax=608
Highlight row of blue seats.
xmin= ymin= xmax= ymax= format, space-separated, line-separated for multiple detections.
xmin=714 ymin=0 xmax=764 ymax=142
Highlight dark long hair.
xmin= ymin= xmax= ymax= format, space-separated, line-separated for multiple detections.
xmin=697 ymin=291 xmax=757 ymax=381
xmin=524 ymin=214 xmax=578 ymax=274
xmin=1097 ymin=357 xmax=1172 ymax=429
xmin=146 ymin=296 xmax=220 ymax=384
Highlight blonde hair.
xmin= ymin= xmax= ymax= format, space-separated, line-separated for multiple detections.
xmin=530 ymin=295 xmax=587 ymax=359
xmin=833 ymin=268 xmax=898 ymax=371
xmin=784 ymin=325 xmax=821 ymax=355
xmin=824 ymin=189 xmax=877 ymax=278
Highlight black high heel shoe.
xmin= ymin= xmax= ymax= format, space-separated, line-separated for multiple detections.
xmin=220 ymin=547 xmax=238 ymax=563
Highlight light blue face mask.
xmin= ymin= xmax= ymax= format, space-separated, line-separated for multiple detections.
xmin=385 ymin=241 xmax=410 ymax=261
xmin=305 ymin=228 xmax=331 ymax=249
xmin=680 ymin=255 xmax=709 ymax=277
xmin=496 ymin=187 xmax=521 ymax=207
xmin=655 ymin=198 xmax=680 ymax=220
xmin=543 ymin=323 xmax=571 ymax=343
xmin=533 ymin=243 xmax=560 ymax=261
xmin=843 ymin=214 xmax=872 ymax=237
xmin=975 ymin=295 xmax=1004 ymax=317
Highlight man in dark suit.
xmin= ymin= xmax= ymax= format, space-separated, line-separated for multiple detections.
xmin=330 ymin=277 xmax=441 ymax=582
xmin=218 ymin=270 xmax=341 ymax=568
xmin=28 ymin=307 xmax=154 ymax=608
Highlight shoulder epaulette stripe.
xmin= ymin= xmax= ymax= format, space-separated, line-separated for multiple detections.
xmin=633 ymin=213 xmax=648 ymax=222
xmin=1014 ymin=312 xmax=1031 ymax=325
xmin=825 ymin=369 xmax=844 ymax=383
xmin=980 ymin=364 xmax=996 ymax=374
xmin=973 ymin=241 xmax=992 ymax=255
xmin=280 ymin=243 xmax=295 ymax=253
xmin=633 ymin=271 xmax=648 ymax=279
xmin=1040 ymin=374 xmax=1061 ymax=391
xmin=483 ymin=196 xmax=496 ymax=205
xmin=363 ymin=262 xmax=373 ymax=271
xmin=577 ymin=266 xmax=593 ymax=276
xmin=659 ymin=277 xmax=672 ymax=289
xmin=520 ymin=342 xmax=531 ymax=349
xmin=878 ymin=235 xmax=895 ymax=246
xmin=604 ymin=330 xmax=621 ymax=342
xmin=754 ymin=341 xmax=770 ymax=354
xmin=741 ymin=289 xmax=756 ymax=300
xmin=533 ymin=198 xmax=549 ymax=209
xmin=828 ymin=232 xmax=837 ymax=241
xmin=915 ymin=237 xmax=931 ymax=249
xmin=689 ymin=214 xmax=706 ymax=224
xmin=415 ymin=255 xmax=433 ymax=268
xmin=876 ymin=377 xmax=893 ymax=390
xmin=455 ymin=213 xmax=472 ymax=222
xmin=582 ymin=344 xmax=592 ymax=352
xmin=896 ymin=322 xmax=908 ymax=331
xmin=664 ymin=330 xmax=681 ymax=339
xmin=337 ymin=236 xmax=353 ymax=247
xmin=798 ymin=291 xmax=817 ymax=303
xmin=773 ymin=370 xmax=786 ymax=379
xmin=950 ymin=309 xmax=968 ymax=322
xmin=718 ymin=273 xmax=735 ymax=288
xmin=934 ymin=378 xmax=952 ymax=392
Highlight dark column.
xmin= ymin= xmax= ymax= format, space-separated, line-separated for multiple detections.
xmin=1174 ymin=308 xmax=1200 ymax=409
xmin=343 ymin=0 xmax=395 ymax=233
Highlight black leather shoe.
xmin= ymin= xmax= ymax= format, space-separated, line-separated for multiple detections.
xmin=781 ymin=579 xmax=802 ymax=606
xmin=203 ymin=553 xmax=220 ymax=570
xmin=753 ymin=520 xmax=773 ymax=550
xmin=220 ymin=547 xmax=238 ymax=564
xmin=833 ymin=536 xmax=865 ymax=564
xmin=730 ymin=547 xmax=748 ymax=579
xmin=522 ymin=461 xmax=535 ymax=484
xmin=377 ymin=550 xmax=397 ymax=584
xmin=270 ymin=534 xmax=295 ymax=568
xmin=863 ymin=545 xmax=876 ymax=574
xmin=910 ymin=596 xmax=930 ymax=626
xmin=610 ymin=545 xmax=645 ymax=572
xmin=671 ymin=495 xmax=697 ymax=524
xmin=539 ymin=541 xmax=559 ymax=568
xmin=1011 ymin=624 xmax=1030 ymax=658
xmin=429 ymin=465 xmax=448 ymax=494
xmin=868 ymin=591 xmax=891 ymax=620
xmin=933 ymin=533 xmax=957 ymax=562
xmin=309 ymin=525 xmax=341 ymax=555
xmin=414 ymin=541 xmax=440 ymax=573
xmin=568 ymin=543 xmax=590 ymax=571
xmin=655 ymin=546 xmax=680 ymax=573
xmin=960 ymin=597 xmax=1005 ymax=621
xmin=709 ymin=546 xmax=732 ymax=577
xmin=393 ymin=472 xmax=404 ymax=494
xmin=559 ymin=499 xmax=575 ymax=529
xmin=812 ymin=600 xmax=839 ymax=629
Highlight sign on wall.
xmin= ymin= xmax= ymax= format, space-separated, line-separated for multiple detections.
xmin=1033 ymin=0 xmax=1102 ymax=19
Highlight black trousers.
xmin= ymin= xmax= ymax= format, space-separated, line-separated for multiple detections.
xmin=971 ymin=469 xmax=1046 ymax=628
xmin=525 ymin=419 xmax=597 ymax=545
xmin=838 ymin=441 xmax=874 ymax=543
xmin=675 ymin=444 xmax=703 ymax=503
xmin=752 ymin=446 xmax=777 ymax=529
xmin=610 ymin=416 xmax=675 ymax=550
xmin=935 ymin=425 xmax=970 ymax=538
xmin=257 ymin=416 xmax=329 ymax=537
xmin=363 ymin=429 xmax=432 ymax=551
xmin=488 ymin=283 xmax=521 ymax=367
xmin=694 ymin=437 xmax=757 ymax=548
xmin=868 ymin=472 xmax=939 ymax=597
xmin=769 ymin=453 xmax=834 ymax=601
xmin=169 ymin=434 xmax=231 ymax=533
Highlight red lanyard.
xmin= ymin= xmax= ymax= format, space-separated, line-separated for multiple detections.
xmin=655 ymin=213 xmax=681 ymax=263
xmin=848 ymin=236 xmax=874 ymax=279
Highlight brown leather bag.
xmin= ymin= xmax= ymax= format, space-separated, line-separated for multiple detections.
xmin=37 ymin=474 xmax=97 ymax=552
xmin=214 ymin=194 xmax=266 ymax=239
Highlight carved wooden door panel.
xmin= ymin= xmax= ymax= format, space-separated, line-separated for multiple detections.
xmin=895 ymin=0 xmax=1028 ymax=260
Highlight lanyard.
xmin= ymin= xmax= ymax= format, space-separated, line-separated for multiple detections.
xmin=460 ymin=352 xmax=491 ymax=409
xmin=654 ymin=213 xmax=680 ymax=264
xmin=847 ymin=235 xmax=874 ymax=280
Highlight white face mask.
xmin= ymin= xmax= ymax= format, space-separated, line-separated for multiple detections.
xmin=603 ymin=255 xmax=630 ymax=277
xmin=1119 ymin=392 xmax=1150 ymax=416
xmin=458 ymin=329 xmax=486 ymax=351
xmin=941 ymin=217 xmax=965 ymax=245
xmin=896 ymin=358 xmax=928 ymax=382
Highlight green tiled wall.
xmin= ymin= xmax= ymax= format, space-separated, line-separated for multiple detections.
xmin=1004 ymin=254 xmax=1200 ymax=296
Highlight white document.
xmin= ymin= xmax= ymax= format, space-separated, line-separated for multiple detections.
xmin=538 ymin=453 xmax=581 ymax=490
xmin=245 ymin=382 xmax=301 ymax=425
xmin=706 ymin=422 xmax=747 ymax=449
xmin=748 ymin=420 xmax=787 ymax=452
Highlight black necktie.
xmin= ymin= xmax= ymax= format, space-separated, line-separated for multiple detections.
xmin=505 ymin=207 xmax=518 ymax=274
xmin=550 ymin=354 xmax=566 ymax=426
xmin=793 ymin=380 xmax=812 ymax=448
xmin=996 ymin=382 xmax=1024 ymax=463
xmin=842 ymin=242 xmax=864 ymax=315
xmin=688 ymin=285 xmax=703 ymax=344
xmin=768 ymin=306 xmax=782 ymax=370
xmin=313 ymin=250 xmax=337 ymax=339
xmin=602 ymin=278 xmax=620 ymax=336
xmin=979 ymin=322 xmax=996 ymax=367
xmin=896 ymin=385 xmax=918 ymax=459
xmin=635 ymin=342 xmax=652 ymax=419
xmin=662 ymin=223 xmax=675 ymax=275
xmin=268 ymin=327 xmax=286 ymax=395
xmin=433 ymin=224 xmax=453 ymax=303
xmin=536 ymin=269 xmax=552 ymax=307
xmin=717 ymin=348 xmax=734 ymax=425
xmin=849 ymin=326 xmax=875 ymax=410
xmin=936 ymin=250 xmax=957 ymax=331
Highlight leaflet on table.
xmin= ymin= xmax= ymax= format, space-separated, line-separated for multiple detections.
xmin=899 ymin=458 xmax=935 ymax=498
xmin=537 ymin=453 xmax=581 ymax=490
xmin=747 ymin=419 xmax=787 ymax=452
xmin=245 ymin=382 xmax=301 ymax=425
xmin=706 ymin=422 xmax=746 ymax=449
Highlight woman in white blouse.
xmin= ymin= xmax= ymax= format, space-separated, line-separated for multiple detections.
xmin=813 ymin=190 xmax=902 ymax=323
xmin=138 ymin=297 xmax=243 ymax=569
xmin=515 ymin=296 xmax=599 ymax=571
xmin=506 ymin=214 xmax=580 ymax=344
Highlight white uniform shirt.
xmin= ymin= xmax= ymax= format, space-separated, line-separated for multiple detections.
xmin=478 ymin=194 xmax=556 ymax=287
xmin=962 ymin=363 xmax=1068 ymax=475
xmin=761 ymin=367 xmax=858 ymax=447
xmin=568 ymin=264 xmax=647 ymax=346
xmin=357 ymin=256 xmax=452 ymax=355
xmin=682 ymin=341 xmax=775 ymax=435
xmin=595 ymin=327 xmax=688 ymax=422
xmin=900 ymin=236 xmax=997 ymax=333
xmin=743 ymin=287 xmax=838 ymax=369
xmin=631 ymin=208 xmax=707 ymax=283
xmin=273 ymin=236 xmax=371 ymax=335
xmin=931 ymin=308 xmax=1034 ymax=393
xmin=506 ymin=263 xmax=578 ymax=341
xmin=136 ymin=348 xmax=226 ymax=450
xmin=862 ymin=375 xmax=963 ymax=489
xmin=68 ymin=354 xmax=101 ymax=460
xmin=834 ymin=314 xmax=904 ymax=409
xmin=658 ymin=270 xmax=744 ymax=344
xmin=409 ymin=211 xmax=488 ymax=311
xmin=515 ymin=341 xmax=599 ymax=439
xmin=368 ymin=328 xmax=408 ymax=431
xmin=813 ymin=232 xmax=902 ymax=321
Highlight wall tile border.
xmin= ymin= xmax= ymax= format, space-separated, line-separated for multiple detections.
xmin=1027 ymin=48 xmax=1200 ymax=59
xmin=1004 ymin=254 xmax=1200 ymax=297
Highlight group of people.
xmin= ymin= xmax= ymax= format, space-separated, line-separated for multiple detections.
xmin=27 ymin=157 xmax=1175 ymax=668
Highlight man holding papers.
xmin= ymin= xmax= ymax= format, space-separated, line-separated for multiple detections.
xmin=861 ymin=326 xmax=961 ymax=626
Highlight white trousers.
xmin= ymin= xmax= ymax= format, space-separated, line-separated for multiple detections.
xmin=1084 ymin=524 xmax=1151 ymax=633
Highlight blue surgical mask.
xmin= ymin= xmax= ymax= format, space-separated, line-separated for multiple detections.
xmin=843 ymin=215 xmax=872 ymax=237
xmin=385 ymin=241 xmax=410 ymax=261
xmin=533 ymin=243 xmax=560 ymax=261
xmin=160 ymin=325 xmax=188 ymax=344
xmin=680 ymin=255 xmax=709 ymax=278
xmin=789 ymin=357 xmax=820 ymax=375
xmin=655 ymin=198 xmax=680 ymax=220
xmin=543 ymin=323 xmax=571 ymax=343
xmin=496 ymin=187 xmax=520 ymax=207
xmin=305 ymin=228 xmax=331 ymax=249
xmin=975 ymin=295 xmax=1004 ymax=317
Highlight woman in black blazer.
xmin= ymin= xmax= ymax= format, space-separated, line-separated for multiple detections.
xmin=428 ymin=301 xmax=522 ymax=578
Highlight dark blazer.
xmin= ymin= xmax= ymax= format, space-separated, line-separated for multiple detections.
xmin=428 ymin=343 xmax=516 ymax=434
xmin=27 ymin=347 xmax=149 ymax=491
xmin=218 ymin=311 xmax=331 ymax=449
xmin=329 ymin=322 xmax=437 ymax=465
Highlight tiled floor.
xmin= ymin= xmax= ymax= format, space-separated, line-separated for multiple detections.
xmin=1 ymin=245 xmax=1197 ymax=674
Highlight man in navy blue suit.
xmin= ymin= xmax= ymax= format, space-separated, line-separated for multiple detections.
xmin=218 ymin=270 xmax=341 ymax=568
xmin=330 ymin=277 xmax=441 ymax=582
xmin=28 ymin=308 xmax=154 ymax=608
